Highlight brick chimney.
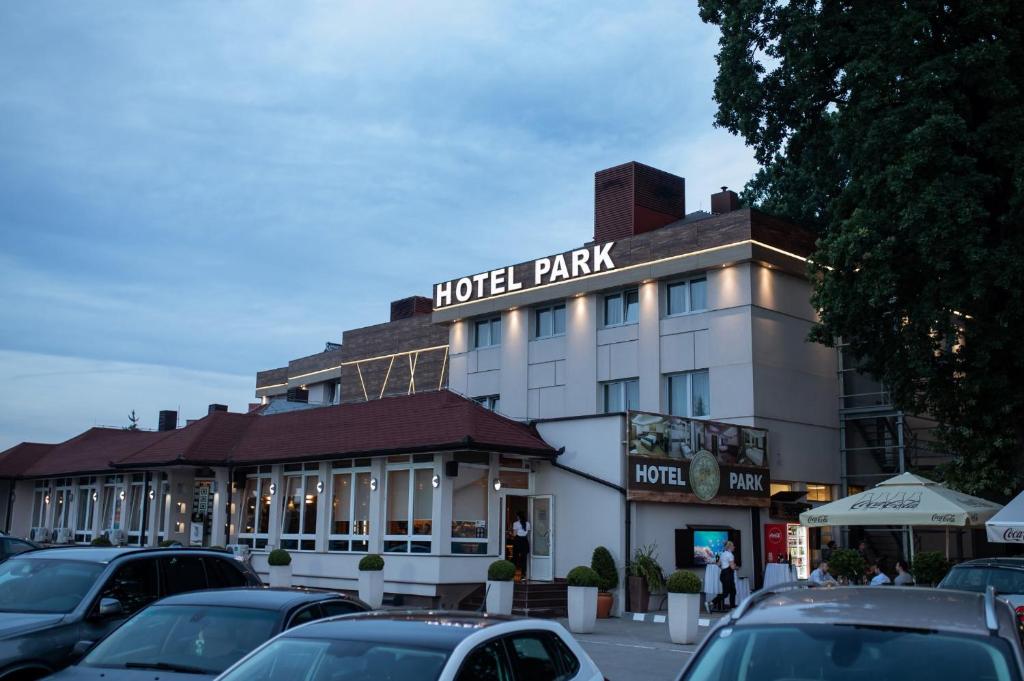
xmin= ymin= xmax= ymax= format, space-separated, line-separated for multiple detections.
xmin=158 ymin=410 xmax=177 ymax=432
xmin=207 ymin=404 xmax=228 ymax=415
xmin=594 ymin=162 xmax=685 ymax=243
xmin=711 ymin=186 xmax=740 ymax=214
xmin=390 ymin=295 xmax=434 ymax=320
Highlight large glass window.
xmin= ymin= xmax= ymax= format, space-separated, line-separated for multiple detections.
xmin=156 ymin=475 xmax=170 ymax=541
xmin=474 ymin=317 xmax=502 ymax=348
xmin=74 ymin=477 xmax=98 ymax=543
xmin=329 ymin=459 xmax=371 ymax=553
xmin=280 ymin=464 xmax=320 ymax=552
xmin=31 ymin=483 xmax=47 ymax=528
xmin=603 ymin=288 xmax=639 ymax=327
xmin=101 ymin=475 xmax=125 ymax=532
xmin=451 ymin=465 xmax=489 ymax=554
xmin=125 ymin=474 xmax=146 ymax=541
xmin=602 ymin=379 xmax=639 ymax=413
xmin=535 ymin=304 xmax=566 ymax=339
xmin=666 ymin=276 xmax=708 ymax=316
xmin=384 ymin=455 xmax=435 ymax=553
xmin=667 ymin=370 xmax=710 ymax=418
xmin=238 ymin=468 xmax=272 ymax=550
xmin=54 ymin=479 xmax=74 ymax=531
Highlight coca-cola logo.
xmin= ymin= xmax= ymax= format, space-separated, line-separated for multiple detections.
xmin=931 ymin=514 xmax=957 ymax=523
xmin=850 ymin=492 xmax=921 ymax=510
xmin=768 ymin=529 xmax=782 ymax=543
xmin=806 ymin=515 xmax=829 ymax=524
xmin=1003 ymin=528 xmax=1024 ymax=543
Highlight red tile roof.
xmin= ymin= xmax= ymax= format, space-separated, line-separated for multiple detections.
xmin=116 ymin=411 xmax=253 ymax=468
xmin=0 ymin=443 xmax=57 ymax=478
xmin=17 ymin=428 xmax=175 ymax=478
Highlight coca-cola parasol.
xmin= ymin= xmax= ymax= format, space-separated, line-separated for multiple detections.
xmin=986 ymin=491 xmax=1024 ymax=544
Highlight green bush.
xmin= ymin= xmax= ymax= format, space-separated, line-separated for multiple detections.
xmin=158 ymin=539 xmax=178 ymax=548
xmin=912 ymin=551 xmax=950 ymax=586
xmin=566 ymin=566 xmax=601 ymax=588
xmin=90 ymin=535 xmax=112 ymax=547
xmin=827 ymin=548 xmax=866 ymax=582
xmin=666 ymin=570 xmax=703 ymax=594
xmin=591 ymin=546 xmax=619 ymax=592
xmin=267 ymin=548 xmax=292 ymax=566
xmin=488 ymin=559 xmax=516 ymax=581
xmin=629 ymin=544 xmax=666 ymax=592
xmin=359 ymin=554 xmax=385 ymax=571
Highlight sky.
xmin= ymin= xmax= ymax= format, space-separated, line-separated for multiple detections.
xmin=0 ymin=1 xmax=757 ymax=449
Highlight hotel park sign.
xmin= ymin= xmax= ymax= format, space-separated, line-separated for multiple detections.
xmin=626 ymin=410 xmax=771 ymax=508
xmin=434 ymin=242 xmax=616 ymax=309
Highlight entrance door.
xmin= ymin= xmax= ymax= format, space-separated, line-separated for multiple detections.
xmin=529 ymin=495 xmax=553 ymax=582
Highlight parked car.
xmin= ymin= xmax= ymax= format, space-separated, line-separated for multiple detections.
xmin=47 ymin=587 xmax=371 ymax=680
xmin=0 ymin=537 xmax=38 ymax=564
xmin=939 ymin=557 xmax=1024 ymax=621
xmin=0 ymin=547 xmax=261 ymax=680
xmin=213 ymin=610 xmax=605 ymax=681
xmin=675 ymin=584 xmax=1024 ymax=680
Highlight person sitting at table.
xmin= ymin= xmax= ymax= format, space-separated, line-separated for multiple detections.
xmin=893 ymin=559 xmax=915 ymax=586
xmin=869 ymin=560 xmax=892 ymax=586
xmin=809 ymin=560 xmax=837 ymax=585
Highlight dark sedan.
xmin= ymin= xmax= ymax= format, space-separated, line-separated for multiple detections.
xmin=0 ymin=537 xmax=38 ymax=564
xmin=47 ymin=588 xmax=371 ymax=681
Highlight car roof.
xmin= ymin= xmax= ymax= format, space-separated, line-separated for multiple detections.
xmin=953 ymin=558 xmax=1024 ymax=570
xmin=154 ymin=587 xmax=352 ymax=610
xmin=12 ymin=546 xmax=238 ymax=564
xmin=281 ymin=610 xmax=520 ymax=650
xmin=736 ymin=586 xmax=1011 ymax=636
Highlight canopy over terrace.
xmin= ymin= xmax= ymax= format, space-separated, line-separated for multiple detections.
xmin=986 ymin=491 xmax=1024 ymax=544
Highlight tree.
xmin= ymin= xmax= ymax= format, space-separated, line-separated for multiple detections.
xmin=124 ymin=410 xmax=140 ymax=431
xmin=699 ymin=1 xmax=1024 ymax=500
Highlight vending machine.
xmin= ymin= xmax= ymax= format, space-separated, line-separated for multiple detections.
xmin=764 ymin=523 xmax=788 ymax=564
xmin=787 ymin=523 xmax=809 ymax=579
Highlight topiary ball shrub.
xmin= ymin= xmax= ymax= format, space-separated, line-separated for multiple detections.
xmin=666 ymin=570 xmax=702 ymax=594
xmin=267 ymin=548 xmax=292 ymax=567
xmin=488 ymin=559 xmax=516 ymax=582
xmin=566 ymin=566 xmax=601 ymax=588
xmin=591 ymin=546 xmax=619 ymax=592
xmin=359 ymin=554 xmax=385 ymax=571
xmin=828 ymin=548 xmax=866 ymax=583
xmin=158 ymin=539 xmax=178 ymax=548
xmin=90 ymin=535 xmax=112 ymax=547
xmin=912 ymin=551 xmax=950 ymax=586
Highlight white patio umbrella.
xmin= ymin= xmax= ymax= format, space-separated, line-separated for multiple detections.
xmin=986 ymin=490 xmax=1024 ymax=544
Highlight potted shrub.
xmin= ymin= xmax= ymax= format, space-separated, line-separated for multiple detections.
xmin=666 ymin=570 xmax=702 ymax=644
xmin=828 ymin=548 xmax=866 ymax=585
xmin=912 ymin=551 xmax=950 ymax=586
xmin=267 ymin=548 xmax=292 ymax=588
xmin=486 ymin=560 xmax=516 ymax=615
xmin=628 ymin=544 xmax=665 ymax=613
xmin=591 ymin=546 xmax=618 ymax=618
xmin=90 ymin=535 xmax=112 ymax=547
xmin=566 ymin=566 xmax=601 ymax=634
xmin=359 ymin=554 xmax=385 ymax=608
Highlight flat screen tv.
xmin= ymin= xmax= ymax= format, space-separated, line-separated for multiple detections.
xmin=675 ymin=527 xmax=742 ymax=568
xmin=692 ymin=529 xmax=730 ymax=566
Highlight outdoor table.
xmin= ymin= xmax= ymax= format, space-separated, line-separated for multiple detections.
xmin=736 ymin=576 xmax=751 ymax=604
xmin=703 ymin=563 xmax=722 ymax=597
xmin=763 ymin=563 xmax=796 ymax=588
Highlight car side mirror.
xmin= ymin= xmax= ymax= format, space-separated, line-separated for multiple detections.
xmin=97 ymin=597 xmax=123 ymax=618
xmin=70 ymin=640 xmax=95 ymax=661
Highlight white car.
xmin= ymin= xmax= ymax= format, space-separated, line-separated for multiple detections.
xmin=213 ymin=610 xmax=606 ymax=681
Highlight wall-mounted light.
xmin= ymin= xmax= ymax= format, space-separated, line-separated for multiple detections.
xmin=91 ymin=491 xmax=98 ymax=502
xmin=44 ymin=494 xmax=51 ymax=505
xmin=493 ymin=478 xmax=502 ymax=492
xmin=177 ymin=502 xmax=187 ymax=514
xmin=268 ymin=483 xmax=277 ymax=496
xmin=431 ymin=474 xmax=440 ymax=489
xmin=316 ymin=480 xmax=325 ymax=494
xmin=175 ymin=521 xmax=185 ymax=533
xmin=118 ymin=490 xmax=126 ymax=501
xmin=148 ymin=488 xmax=155 ymax=501
xmin=370 ymin=477 xmax=378 ymax=492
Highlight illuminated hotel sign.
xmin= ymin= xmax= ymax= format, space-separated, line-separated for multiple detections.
xmin=434 ymin=242 xmax=616 ymax=309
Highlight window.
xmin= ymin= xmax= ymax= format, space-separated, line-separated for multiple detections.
xmin=474 ymin=395 xmax=501 ymax=412
xmin=667 ymin=370 xmax=710 ymax=418
xmin=805 ymin=484 xmax=832 ymax=502
xmin=456 ymin=640 xmax=512 ymax=681
xmin=666 ymin=276 xmax=708 ymax=316
xmin=75 ymin=477 xmax=98 ymax=543
xmin=125 ymin=474 xmax=146 ymax=540
xmin=238 ymin=467 xmax=273 ymax=550
xmin=320 ymin=600 xmax=365 ymax=617
xmin=384 ymin=455 xmax=435 ymax=553
xmin=156 ymin=475 xmax=170 ymax=541
xmin=534 ymin=304 xmax=566 ymax=339
xmin=603 ymin=288 xmax=639 ymax=327
xmin=329 ymin=459 xmax=372 ymax=552
xmin=505 ymin=632 xmax=578 ymax=681
xmin=601 ymin=379 xmax=639 ymax=413
xmin=100 ymin=475 xmax=125 ymax=532
xmin=53 ymin=479 xmax=73 ymax=530
xmin=280 ymin=464 xmax=320 ymax=552
xmin=1 ymin=539 xmax=35 ymax=559
xmin=451 ymin=464 xmax=489 ymax=554
xmin=31 ymin=483 xmax=47 ymax=528
xmin=205 ymin=557 xmax=250 ymax=588
xmin=101 ymin=558 xmax=159 ymax=616
xmin=474 ymin=317 xmax=502 ymax=348
xmin=160 ymin=555 xmax=208 ymax=596
xmin=770 ymin=482 xmax=793 ymax=497
xmin=287 ymin=604 xmax=322 ymax=629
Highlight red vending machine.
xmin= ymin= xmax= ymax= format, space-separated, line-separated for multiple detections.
xmin=764 ymin=523 xmax=788 ymax=564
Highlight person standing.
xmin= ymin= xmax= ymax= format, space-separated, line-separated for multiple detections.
xmin=511 ymin=512 xmax=531 ymax=581
xmin=894 ymin=560 xmax=915 ymax=586
xmin=716 ymin=541 xmax=737 ymax=610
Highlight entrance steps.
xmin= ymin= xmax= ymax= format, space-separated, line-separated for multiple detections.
xmin=460 ymin=580 xmax=568 ymax=618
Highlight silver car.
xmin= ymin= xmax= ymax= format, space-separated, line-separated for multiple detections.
xmin=939 ymin=557 xmax=1024 ymax=620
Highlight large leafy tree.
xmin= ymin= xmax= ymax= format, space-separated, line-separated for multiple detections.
xmin=699 ymin=1 xmax=1024 ymax=499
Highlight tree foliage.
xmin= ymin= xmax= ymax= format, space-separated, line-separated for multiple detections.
xmin=699 ymin=1 xmax=1024 ymax=499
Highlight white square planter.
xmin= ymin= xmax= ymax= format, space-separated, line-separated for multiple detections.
xmin=359 ymin=570 xmax=384 ymax=609
xmin=268 ymin=564 xmax=292 ymax=588
xmin=668 ymin=592 xmax=700 ymax=644
xmin=567 ymin=586 xmax=598 ymax=634
xmin=486 ymin=580 xmax=514 ymax=615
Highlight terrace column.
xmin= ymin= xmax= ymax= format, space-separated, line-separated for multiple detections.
xmin=210 ymin=468 xmax=229 ymax=547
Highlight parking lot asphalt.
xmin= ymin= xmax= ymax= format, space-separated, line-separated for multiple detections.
xmin=556 ymin=612 xmax=725 ymax=681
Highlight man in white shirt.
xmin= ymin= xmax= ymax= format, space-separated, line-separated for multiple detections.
xmin=869 ymin=562 xmax=892 ymax=586
xmin=809 ymin=560 xmax=837 ymax=585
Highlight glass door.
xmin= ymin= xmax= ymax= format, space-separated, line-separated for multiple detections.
xmin=528 ymin=495 xmax=553 ymax=582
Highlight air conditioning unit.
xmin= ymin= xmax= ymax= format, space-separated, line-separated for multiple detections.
xmin=225 ymin=544 xmax=252 ymax=563
xmin=30 ymin=527 xmax=51 ymax=543
xmin=106 ymin=528 xmax=127 ymax=546
xmin=55 ymin=528 xmax=73 ymax=544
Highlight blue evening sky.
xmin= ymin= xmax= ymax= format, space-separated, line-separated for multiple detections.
xmin=0 ymin=1 xmax=756 ymax=448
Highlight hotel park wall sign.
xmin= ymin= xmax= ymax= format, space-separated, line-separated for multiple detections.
xmin=434 ymin=242 xmax=616 ymax=308
xmin=626 ymin=410 xmax=771 ymax=508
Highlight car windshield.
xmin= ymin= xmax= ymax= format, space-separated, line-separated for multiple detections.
xmin=681 ymin=624 xmax=1022 ymax=681
xmin=82 ymin=604 xmax=280 ymax=674
xmin=218 ymin=637 xmax=449 ymax=681
xmin=942 ymin=566 xmax=1024 ymax=594
xmin=0 ymin=558 xmax=105 ymax=613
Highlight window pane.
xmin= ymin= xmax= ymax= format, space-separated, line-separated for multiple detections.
xmin=667 ymin=282 xmax=687 ymax=315
xmin=257 ymin=479 xmax=271 ymax=535
xmin=412 ymin=469 xmax=433 ymax=536
xmin=537 ymin=308 xmax=552 ymax=337
xmin=625 ymin=289 xmax=639 ymax=322
xmin=102 ymin=559 xmax=159 ymax=616
xmin=603 ymin=383 xmax=622 ymax=413
xmin=669 ymin=374 xmax=688 ymax=416
xmin=332 ymin=473 xmax=352 ymax=534
xmin=553 ymin=305 xmax=566 ymax=334
xmin=282 ymin=476 xmax=302 ymax=535
xmin=452 ymin=467 xmax=488 ymax=539
xmin=353 ymin=472 xmax=370 ymax=536
xmin=387 ymin=469 xmax=410 ymax=535
xmin=475 ymin=320 xmax=490 ymax=348
xmin=490 ymin=318 xmax=501 ymax=345
xmin=160 ymin=556 xmax=207 ymax=596
xmin=303 ymin=474 xmax=318 ymax=536
xmin=126 ymin=485 xmax=143 ymax=532
xmin=690 ymin=277 xmax=707 ymax=311
xmin=692 ymin=370 xmax=710 ymax=417
xmin=241 ymin=479 xmax=257 ymax=534
xmin=492 ymin=397 xmax=500 ymax=412
xmin=507 ymin=635 xmax=561 ymax=681
xmin=604 ymin=294 xmax=622 ymax=326
xmin=625 ymin=379 xmax=639 ymax=411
